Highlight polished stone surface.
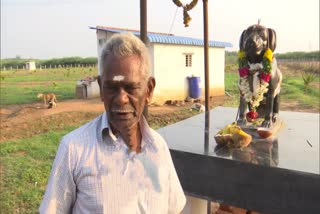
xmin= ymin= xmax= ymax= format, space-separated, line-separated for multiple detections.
xmin=157 ymin=107 xmax=319 ymax=175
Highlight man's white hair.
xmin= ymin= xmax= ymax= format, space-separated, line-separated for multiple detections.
xmin=99 ymin=33 xmax=151 ymax=82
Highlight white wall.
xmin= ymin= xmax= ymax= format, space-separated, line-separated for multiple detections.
xmin=148 ymin=44 xmax=155 ymax=77
xmin=26 ymin=61 xmax=36 ymax=70
xmin=152 ymin=43 xmax=191 ymax=101
xmin=152 ymin=43 xmax=225 ymax=104
xmin=209 ymin=47 xmax=225 ymax=96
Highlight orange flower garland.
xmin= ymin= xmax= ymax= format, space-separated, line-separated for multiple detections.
xmin=238 ymin=49 xmax=273 ymax=111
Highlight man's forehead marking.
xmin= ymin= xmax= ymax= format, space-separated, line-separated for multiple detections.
xmin=113 ymin=75 xmax=125 ymax=81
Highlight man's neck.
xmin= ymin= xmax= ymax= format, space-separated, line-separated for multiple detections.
xmin=113 ymin=123 xmax=142 ymax=153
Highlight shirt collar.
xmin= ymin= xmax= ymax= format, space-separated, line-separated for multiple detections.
xmin=99 ymin=112 xmax=155 ymax=148
xmin=139 ymin=115 xmax=154 ymax=146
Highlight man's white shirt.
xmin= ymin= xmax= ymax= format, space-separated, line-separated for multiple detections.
xmin=40 ymin=112 xmax=186 ymax=214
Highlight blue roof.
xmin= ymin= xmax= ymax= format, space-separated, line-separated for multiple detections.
xmin=90 ymin=26 xmax=233 ymax=48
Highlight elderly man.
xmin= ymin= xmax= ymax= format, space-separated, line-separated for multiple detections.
xmin=40 ymin=33 xmax=186 ymax=213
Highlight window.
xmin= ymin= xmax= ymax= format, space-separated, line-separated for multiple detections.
xmin=99 ymin=38 xmax=107 ymax=47
xmin=185 ymin=54 xmax=192 ymax=67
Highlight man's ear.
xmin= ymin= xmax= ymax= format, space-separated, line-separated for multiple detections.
xmin=97 ymin=75 xmax=104 ymax=101
xmin=146 ymin=77 xmax=156 ymax=104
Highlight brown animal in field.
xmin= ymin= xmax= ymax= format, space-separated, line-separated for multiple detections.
xmin=37 ymin=93 xmax=57 ymax=108
xmin=237 ymin=24 xmax=282 ymax=128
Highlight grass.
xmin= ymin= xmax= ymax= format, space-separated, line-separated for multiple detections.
xmin=0 ymin=128 xmax=75 ymax=213
xmin=1 ymin=67 xmax=96 ymax=82
xmin=149 ymin=108 xmax=200 ymax=129
xmin=224 ymin=72 xmax=239 ymax=95
xmin=0 ymin=82 xmax=77 ymax=106
xmin=301 ymin=71 xmax=317 ymax=92
xmin=281 ymin=76 xmax=320 ymax=108
xmin=0 ymin=68 xmax=97 ymax=106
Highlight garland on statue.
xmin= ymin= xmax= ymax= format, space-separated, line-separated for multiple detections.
xmin=238 ymin=48 xmax=273 ymax=120
xmin=172 ymin=0 xmax=198 ymax=27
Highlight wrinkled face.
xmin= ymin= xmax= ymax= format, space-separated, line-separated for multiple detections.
xmin=243 ymin=25 xmax=268 ymax=56
xmin=99 ymin=55 xmax=153 ymax=133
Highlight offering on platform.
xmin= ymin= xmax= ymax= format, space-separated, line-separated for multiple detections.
xmin=256 ymin=127 xmax=273 ymax=139
xmin=214 ymin=122 xmax=252 ymax=148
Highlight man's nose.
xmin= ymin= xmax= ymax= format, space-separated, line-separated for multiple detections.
xmin=114 ymin=88 xmax=129 ymax=105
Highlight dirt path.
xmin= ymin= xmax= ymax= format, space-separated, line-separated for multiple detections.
xmin=1 ymin=99 xmax=102 ymax=142
xmin=1 ymin=99 xmax=104 ymax=123
xmin=0 ymin=98 xmax=184 ymax=125
xmin=0 ymin=97 xmax=318 ymax=143
xmin=0 ymin=98 xmax=189 ymax=142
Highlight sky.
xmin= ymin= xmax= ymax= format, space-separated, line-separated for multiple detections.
xmin=1 ymin=0 xmax=319 ymax=59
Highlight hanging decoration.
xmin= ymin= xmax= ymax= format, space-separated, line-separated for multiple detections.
xmin=172 ymin=0 xmax=198 ymax=27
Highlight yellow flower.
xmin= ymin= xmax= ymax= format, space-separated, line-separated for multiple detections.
xmin=238 ymin=51 xmax=246 ymax=59
xmin=264 ymin=48 xmax=273 ymax=62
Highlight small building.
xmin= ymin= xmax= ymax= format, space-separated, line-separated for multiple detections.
xmin=75 ymin=77 xmax=100 ymax=99
xmin=90 ymin=26 xmax=232 ymax=104
xmin=26 ymin=61 xmax=36 ymax=70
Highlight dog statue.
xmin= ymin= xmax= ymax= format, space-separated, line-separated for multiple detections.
xmin=237 ymin=24 xmax=282 ymax=128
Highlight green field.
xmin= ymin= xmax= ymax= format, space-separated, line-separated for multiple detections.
xmin=0 ymin=62 xmax=319 ymax=213
xmin=0 ymin=67 xmax=97 ymax=106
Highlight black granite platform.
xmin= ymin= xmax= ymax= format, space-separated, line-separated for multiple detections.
xmin=157 ymin=107 xmax=320 ymax=214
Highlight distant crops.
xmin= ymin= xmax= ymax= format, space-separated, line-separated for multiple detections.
xmin=275 ymin=51 xmax=320 ymax=60
xmin=0 ymin=57 xmax=97 ymax=70
xmin=225 ymin=50 xmax=320 ymax=65
xmin=1 ymin=51 xmax=319 ymax=70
